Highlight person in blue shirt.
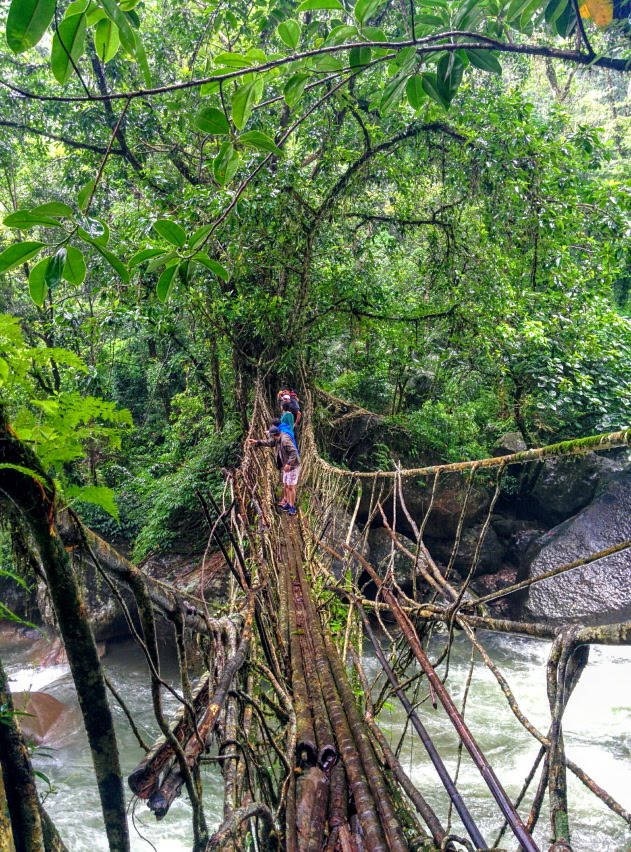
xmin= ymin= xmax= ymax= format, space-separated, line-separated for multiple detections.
xmin=279 ymin=403 xmax=298 ymax=451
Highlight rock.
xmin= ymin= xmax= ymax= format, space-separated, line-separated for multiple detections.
xmin=521 ymin=470 xmax=631 ymax=624
xmin=12 ymin=691 xmax=72 ymax=745
xmin=471 ymin=566 xmax=519 ymax=618
xmin=367 ymin=527 xmax=427 ymax=591
xmin=319 ymin=506 xmax=370 ymax=580
xmin=494 ymin=432 xmax=527 ymax=456
xmin=515 ymin=450 xmax=630 ymax=527
xmin=425 ymin=524 xmax=506 ymax=578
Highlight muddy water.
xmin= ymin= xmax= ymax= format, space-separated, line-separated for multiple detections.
xmin=2 ymin=628 xmax=630 ymax=851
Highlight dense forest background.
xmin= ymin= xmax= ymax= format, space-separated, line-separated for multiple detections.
xmin=0 ymin=0 xmax=629 ymax=562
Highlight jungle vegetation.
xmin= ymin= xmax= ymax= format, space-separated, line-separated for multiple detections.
xmin=0 ymin=0 xmax=629 ymax=552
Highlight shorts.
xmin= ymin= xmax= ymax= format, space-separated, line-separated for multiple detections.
xmin=283 ymin=466 xmax=300 ymax=486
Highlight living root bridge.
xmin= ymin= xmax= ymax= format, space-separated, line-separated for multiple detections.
xmin=129 ymin=597 xmax=254 ymax=818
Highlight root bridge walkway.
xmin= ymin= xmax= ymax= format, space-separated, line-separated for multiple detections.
xmin=116 ymin=390 xmax=631 ymax=851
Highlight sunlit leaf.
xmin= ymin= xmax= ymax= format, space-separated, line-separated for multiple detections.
xmin=94 ymin=16 xmax=120 ymax=63
xmin=28 ymin=257 xmax=50 ymax=306
xmin=153 ymin=219 xmax=187 ymax=248
xmin=232 ymin=79 xmax=263 ymax=130
xmin=213 ymin=142 xmax=240 ymax=185
xmin=6 ymin=0 xmax=55 ymax=53
xmin=297 ymin=0 xmax=344 ymax=10
xmin=0 ymin=242 xmax=45 ymax=274
xmin=45 ymin=248 xmax=67 ymax=289
xmin=129 ymin=248 xmax=165 ymax=267
xmin=277 ymin=19 xmax=301 ymax=48
xmin=284 ymin=73 xmax=310 ymax=107
xmin=3 ymin=210 xmax=61 ymax=229
xmin=239 ymin=130 xmax=283 ymax=156
xmin=66 ymin=484 xmax=119 ymax=519
xmin=51 ymin=13 xmax=87 ymax=85
xmin=30 ymin=202 xmax=74 ymax=218
xmin=63 ymin=246 xmax=87 ymax=285
xmin=406 ymin=75 xmax=426 ymax=110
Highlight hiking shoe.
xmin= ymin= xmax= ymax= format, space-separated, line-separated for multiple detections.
xmin=277 ymin=502 xmax=289 ymax=512
xmin=277 ymin=500 xmax=289 ymax=508
xmin=287 ymin=505 xmax=297 ymax=516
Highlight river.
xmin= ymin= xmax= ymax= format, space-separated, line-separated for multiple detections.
xmin=2 ymin=627 xmax=630 ymax=851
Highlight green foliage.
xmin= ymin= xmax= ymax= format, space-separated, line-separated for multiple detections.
xmin=0 ymin=314 xmax=131 ymax=519
xmin=399 ymin=399 xmax=498 ymax=463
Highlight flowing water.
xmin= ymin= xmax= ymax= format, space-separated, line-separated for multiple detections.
xmin=2 ymin=627 xmax=630 ymax=851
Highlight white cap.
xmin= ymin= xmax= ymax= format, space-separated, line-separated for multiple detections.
xmin=282 ymin=394 xmax=291 ymax=400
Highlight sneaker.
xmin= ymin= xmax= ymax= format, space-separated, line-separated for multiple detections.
xmin=287 ymin=505 xmax=297 ymax=516
xmin=277 ymin=502 xmax=289 ymax=512
xmin=277 ymin=500 xmax=289 ymax=508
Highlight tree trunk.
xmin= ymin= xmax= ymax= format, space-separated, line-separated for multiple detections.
xmin=0 ymin=656 xmax=45 ymax=852
xmin=0 ymin=412 xmax=130 ymax=852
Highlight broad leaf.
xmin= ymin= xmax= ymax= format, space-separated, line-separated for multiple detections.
xmin=436 ymin=53 xmax=464 ymax=105
xmin=194 ymin=107 xmax=230 ymax=135
xmin=421 ymin=72 xmax=449 ymax=109
xmin=354 ymin=0 xmax=384 ymax=25
xmin=544 ymin=0 xmax=568 ymax=25
xmin=45 ymin=248 xmax=67 ymax=289
xmin=277 ymin=19 xmax=301 ymax=49
xmin=193 ymin=252 xmax=230 ymax=281
xmin=239 ymin=130 xmax=283 ymax=156
xmin=189 ymin=224 xmax=213 ymax=249
xmin=3 ymin=210 xmax=61 ymax=229
xmin=465 ymin=49 xmax=502 ymax=74
xmin=297 ymin=0 xmax=344 ymax=10
xmin=406 ymin=75 xmax=426 ymax=110
xmin=156 ymin=264 xmax=178 ymax=302
xmin=146 ymin=252 xmax=175 ymax=272
xmin=63 ymin=246 xmax=87 ymax=285
xmin=380 ymin=71 xmax=408 ymax=113
xmin=79 ymin=233 xmax=129 ymax=282
xmin=232 ymin=79 xmax=263 ymax=130
xmin=284 ymin=73 xmax=310 ymax=108
xmin=0 ymin=242 xmax=45 ymax=274
xmin=7 ymin=0 xmax=55 ymax=53
xmin=96 ymin=0 xmax=152 ymax=84
xmin=28 ymin=258 xmax=50 ymax=306
xmin=66 ymin=484 xmax=119 ymax=519
xmin=77 ymin=179 xmax=96 ymax=212
xmin=213 ymin=143 xmax=240 ymax=185
xmin=51 ymin=13 xmax=87 ymax=85
xmin=31 ymin=202 xmax=74 ymax=218
xmin=94 ymin=17 xmax=120 ymax=62
xmin=350 ymin=46 xmax=372 ymax=67
xmin=213 ymin=52 xmax=254 ymax=68
xmin=153 ymin=219 xmax=187 ymax=247
xmin=129 ymin=247 xmax=165 ymax=267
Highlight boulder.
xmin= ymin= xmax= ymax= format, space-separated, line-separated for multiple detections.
xmin=494 ymin=432 xmax=527 ymax=456
xmin=526 ymin=453 xmax=616 ymax=525
xmin=425 ymin=523 xmax=506 ymax=577
xmin=12 ymin=691 xmax=72 ymax=745
xmin=521 ymin=470 xmax=631 ymax=624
